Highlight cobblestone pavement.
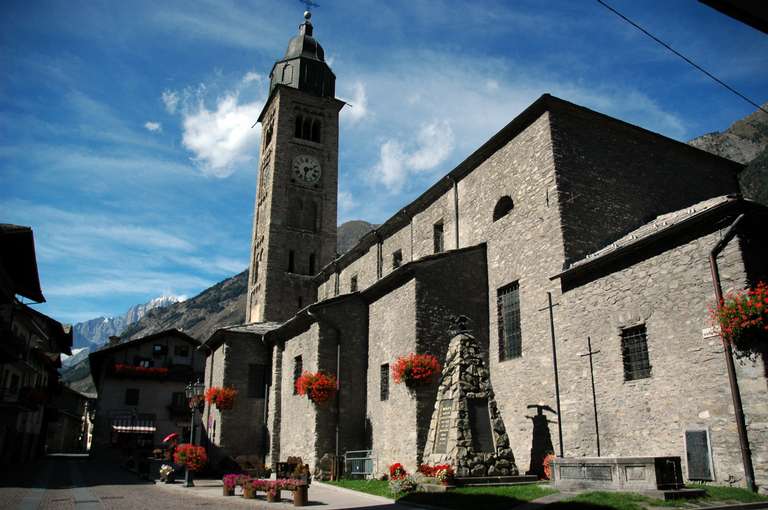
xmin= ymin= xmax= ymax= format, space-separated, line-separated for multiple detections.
xmin=0 ymin=455 xmax=404 ymax=510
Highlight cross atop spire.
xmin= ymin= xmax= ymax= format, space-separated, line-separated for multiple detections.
xmin=299 ymin=0 xmax=319 ymax=13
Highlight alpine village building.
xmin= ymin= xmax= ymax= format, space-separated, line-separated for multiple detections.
xmin=89 ymin=330 xmax=205 ymax=454
xmin=0 ymin=224 xmax=75 ymax=463
xmin=200 ymin=12 xmax=768 ymax=490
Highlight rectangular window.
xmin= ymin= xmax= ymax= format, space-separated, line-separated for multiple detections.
xmin=621 ymin=325 xmax=651 ymax=381
xmin=125 ymin=388 xmax=139 ymax=406
xmin=392 ymin=249 xmax=403 ymax=269
xmin=380 ymin=364 xmax=389 ymax=401
xmin=288 ymin=250 xmax=295 ymax=273
xmin=497 ymin=282 xmax=522 ymax=361
xmin=248 ymin=364 xmax=268 ymax=398
xmin=293 ymin=355 xmax=303 ymax=395
xmin=350 ymin=274 xmax=358 ymax=292
xmin=174 ymin=345 xmax=189 ymax=357
xmin=433 ymin=221 xmax=444 ymax=254
xmin=152 ymin=344 xmax=167 ymax=356
xmin=334 ymin=273 xmax=340 ymax=296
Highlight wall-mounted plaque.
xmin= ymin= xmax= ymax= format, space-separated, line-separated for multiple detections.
xmin=433 ymin=399 xmax=453 ymax=454
xmin=685 ymin=430 xmax=713 ymax=480
xmin=468 ymin=398 xmax=494 ymax=452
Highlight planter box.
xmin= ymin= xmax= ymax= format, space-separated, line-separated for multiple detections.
xmin=551 ymin=457 xmax=684 ymax=492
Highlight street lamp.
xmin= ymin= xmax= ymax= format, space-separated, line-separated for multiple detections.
xmin=183 ymin=379 xmax=205 ymax=488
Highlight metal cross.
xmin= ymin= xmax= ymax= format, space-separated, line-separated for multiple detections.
xmin=579 ymin=336 xmax=601 ymax=457
xmin=299 ymin=0 xmax=320 ymax=11
xmin=538 ymin=292 xmax=564 ymax=457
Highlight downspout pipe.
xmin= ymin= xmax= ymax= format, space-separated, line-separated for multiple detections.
xmin=308 ymin=309 xmax=342 ymax=470
xmin=708 ymin=213 xmax=756 ymax=493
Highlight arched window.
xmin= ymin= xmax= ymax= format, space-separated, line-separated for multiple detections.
xmin=302 ymin=117 xmax=312 ymax=139
xmin=493 ymin=196 xmax=514 ymax=222
xmin=288 ymin=198 xmax=303 ymax=228
xmin=288 ymin=250 xmax=295 ymax=273
xmin=311 ymin=119 xmax=321 ymax=143
xmin=308 ymin=253 xmax=316 ymax=274
xmin=294 ymin=115 xmax=303 ymax=138
xmin=282 ymin=63 xmax=293 ymax=83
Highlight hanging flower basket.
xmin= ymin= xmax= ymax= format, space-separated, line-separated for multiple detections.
xmin=392 ymin=353 xmax=441 ymax=386
xmin=295 ymin=371 xmax=337 ymax=403
xmin=173 ymin=443 xmax=207 ymax=472
xmin=114 ymin=363 xmax=169 ymax=377
xmin=710 ymin=281 xmax=768 ymax=360
xmin=205 ymin=386 xmax=238 ymax=410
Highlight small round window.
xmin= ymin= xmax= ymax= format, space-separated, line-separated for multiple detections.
xmin=493 ymin=196 xmax=514 ymax=222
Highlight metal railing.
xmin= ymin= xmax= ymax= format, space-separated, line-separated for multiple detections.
xmin=344 ymin=450 xmax=375 ymax=478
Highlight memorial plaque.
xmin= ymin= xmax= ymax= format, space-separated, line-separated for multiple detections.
xmin=685 ymin=430 xmax=713 ymax=480
xmin=625 ymin=465 xmax=646 ymax=481
xmin=433 ymin=399 xmax=453 ymax=454
xmin=560 ymin=465 xmax=585 ymax=479
xmin=468 ymin=398 xmax=494 ymax=452
xmin=585 ymin=465 xmax=613 ymax=480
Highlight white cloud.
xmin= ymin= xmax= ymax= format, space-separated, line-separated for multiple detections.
xmin=341 ymin=81 xmax=368 ymax=125
xmin=162 ymin=90 xmax=180 ymax=114
xmin=370 ymin=121 xmax=455 ymax=192
xmin=144 ymin=121 xmax=162 ymax=132
xmin=181 ymin=92 xmax=263 ymax=178
xmin=242 ymin=71 xmax=261 ymax=85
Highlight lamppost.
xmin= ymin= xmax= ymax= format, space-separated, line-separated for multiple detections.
xmin=184 ymin=379 xmax=205 ymax=488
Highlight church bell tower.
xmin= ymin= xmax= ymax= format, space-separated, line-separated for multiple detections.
xmin=246 ymin=11 xmax=343 ymax=323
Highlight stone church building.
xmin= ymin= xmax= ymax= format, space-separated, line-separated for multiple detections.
xmin=201 ymin=12 xmax=768 ymax=489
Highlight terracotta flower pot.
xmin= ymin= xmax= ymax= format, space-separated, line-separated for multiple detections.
xmin=267 ymin=490 xmax=278 ymax=503
xmin=223 ymin=486 xmax=235 ymax=496
xmin=293 ymin=486 xmax=308 ymax=507
xmin=243 ymin=485 xmax=255 ymax=499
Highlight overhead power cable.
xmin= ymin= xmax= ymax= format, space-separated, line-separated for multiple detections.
xmin=596 ymin=0 xmax=767 ymax=115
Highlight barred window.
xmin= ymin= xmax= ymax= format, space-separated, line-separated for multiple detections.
xmin=497 ymin=282 xmax=522 ymax=361
xmin=293 ymin=355 xmax=303 ymax=395
xmin=350 ymin=274 xmax=358 ymax=292
xmin=621 ymin=325 xmax=651 ymax=381
xmin=380 ymin=364 xmax=389 ymax=401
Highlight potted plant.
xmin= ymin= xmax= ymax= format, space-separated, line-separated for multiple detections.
xmin=711 ymin=281 xmax=768 ymax=360
xmin=222 ymin=474 xmax=239 ymax=496
xmin=392 ymin=353 xmax=441 ymax=386
xmin=295 ymin=371 xmax=337 ymax=403
xmin=266 ymin=480 xmax=279 ymax=502
xmin=291 ymin=479 xmax=308 ymax=506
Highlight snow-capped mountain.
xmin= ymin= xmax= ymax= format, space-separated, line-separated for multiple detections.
xmin=71 ymin=295 xmax=185 ymax=349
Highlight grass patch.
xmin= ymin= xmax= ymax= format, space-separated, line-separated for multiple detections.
xmin=548 ymin=491 xmax=654 ymax=510
xmin=326 ymin=479 xmax=394 ymax=498
xmin=398 ymin=484 xmax=556 ymax=510
xmin=327 ymin=480 xmax=556 ymax=509
xmin=697 ymin=483 xmax=768 ymax=503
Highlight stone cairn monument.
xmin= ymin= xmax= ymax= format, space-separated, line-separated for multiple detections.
xmin=423 ymin=316 xmax=519 ymax=478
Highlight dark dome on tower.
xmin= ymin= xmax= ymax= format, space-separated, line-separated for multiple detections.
xmin=268 ymin=11 xmax=335 ymax=98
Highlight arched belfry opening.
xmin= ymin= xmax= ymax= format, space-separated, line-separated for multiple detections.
xmin=493 ymin=196 xmax=514 ymax=222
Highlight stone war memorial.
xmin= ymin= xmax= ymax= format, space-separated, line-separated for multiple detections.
xmin=199 ymin=8 xmax=768 ymax=496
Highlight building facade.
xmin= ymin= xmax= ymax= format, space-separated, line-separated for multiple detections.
xmin=89 ymin=330 xmax=205 ymax=454
xmin=202 ymin=14 xmax=768 ymax=489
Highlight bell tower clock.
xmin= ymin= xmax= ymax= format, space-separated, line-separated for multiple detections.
xmin=246 ymin=11 xmax=344 ymax=323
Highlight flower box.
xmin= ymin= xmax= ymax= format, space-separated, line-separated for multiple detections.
xmin=205 ymin=386 xmax=237 ymax=410
xmin=393 ymin=353 xmax=441 ymax=386
xmin=113 ymin=363 xmax=169 ymax=377
xmin=711 ymin=281 xmax=768 ymax=360
xmin=295 ymin=371 xmax=337 ymax=403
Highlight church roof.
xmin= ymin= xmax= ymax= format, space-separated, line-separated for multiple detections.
xmin=284 ymin=13 xmax=324 ymax=62
xmin=200 ymin=321 xmax=283 ymax=351
xmin=552 ymin=194 xmax=758 ymax=282
xmin=315 ymin=94 xmax=744 ymax=280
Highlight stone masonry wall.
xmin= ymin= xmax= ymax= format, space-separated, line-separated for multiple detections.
xmin=202 ymin=343 xmax=225 ymax=449
xmin=367 ymin=278 xmax=419 ymax=474
xmin=279 ymin=324 xmax=321 ymax=468
xmin=456 ymin=111 xmax=566 ymax=474
xmin=550 ymin=103 xmax=741 ymax=265
xmin=555 ymin=227 xmax=767 ymax=489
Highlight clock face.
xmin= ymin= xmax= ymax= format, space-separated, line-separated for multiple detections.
xmin=292 ymin=154 xmax=321 ymax=184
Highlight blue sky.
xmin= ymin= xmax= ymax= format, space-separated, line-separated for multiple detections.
xmin=2 ymin=0 xmax=766 ymax=326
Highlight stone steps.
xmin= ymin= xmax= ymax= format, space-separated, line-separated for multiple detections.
xmin=454 ymin=475 xmax=539 ymax=487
